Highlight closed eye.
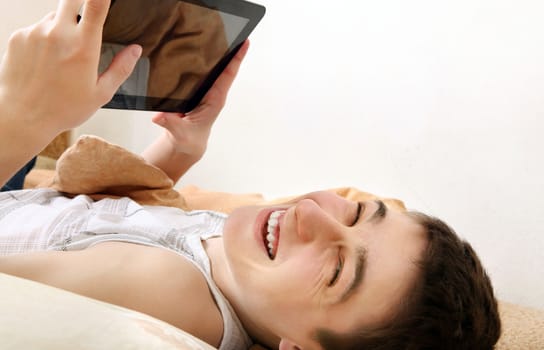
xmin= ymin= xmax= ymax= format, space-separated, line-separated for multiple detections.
xmin=350 ymin=202 xmax=363 ymax=226
xmin=330 ymin=202 xmax=362 ymax=288
xmin=328 ymin=253 xmax=343 ymax=287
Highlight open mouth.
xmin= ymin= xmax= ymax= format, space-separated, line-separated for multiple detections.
xmin=262 ymin=210 xmax=285 ymax=259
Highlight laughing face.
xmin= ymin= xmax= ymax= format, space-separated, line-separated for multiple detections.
xmin=209 ymin=191 xmax=427 ymax=349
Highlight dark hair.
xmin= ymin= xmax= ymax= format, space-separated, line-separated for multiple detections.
xmin=315 ymin=211 xmax=501 ymax=350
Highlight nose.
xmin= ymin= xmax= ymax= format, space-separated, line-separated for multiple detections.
xmin=294 ymin=199 xmax=345 ymax=244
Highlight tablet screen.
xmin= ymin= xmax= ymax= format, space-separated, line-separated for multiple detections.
xmin=100 ymin=0 xmax=265 ymax=112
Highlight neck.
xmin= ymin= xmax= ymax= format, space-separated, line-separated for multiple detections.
xmin=203 ymin=238 xmax=280 ymax=349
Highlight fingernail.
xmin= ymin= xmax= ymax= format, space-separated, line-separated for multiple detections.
xmin=132 ymin=45 xmax=142 ymax=58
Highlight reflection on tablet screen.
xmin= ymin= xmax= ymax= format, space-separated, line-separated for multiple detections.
xmin=100 ymin=0 xmax=264 ymax=112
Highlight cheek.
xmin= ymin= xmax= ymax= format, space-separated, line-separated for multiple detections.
xmin=289 ymin=249 xmax=326 ymax=279
xmin=264 ymin=247 xmax=329 ymax=296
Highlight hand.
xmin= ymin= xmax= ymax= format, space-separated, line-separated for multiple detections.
xmin=141 ymin=40 xmax=249 ymax=183
xmin=151 ymin=40 xmax=250 ymax=159
xmin=0 ymin=0 xmax=142 ymax=134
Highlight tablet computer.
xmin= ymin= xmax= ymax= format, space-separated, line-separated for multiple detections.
xmin=99 ymin=0 xmax=265 ymax=112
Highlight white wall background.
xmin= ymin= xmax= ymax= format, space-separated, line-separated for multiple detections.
xmin=1 ymin=0 xmax=543 ymax=310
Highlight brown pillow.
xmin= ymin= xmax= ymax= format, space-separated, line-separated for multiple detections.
xmin=40 ymin=135 xmax=188 ymax=209
xmin=39 ymin=135 xmax=406 ymax=213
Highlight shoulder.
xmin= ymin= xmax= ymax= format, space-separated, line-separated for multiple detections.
xmin=136 ymin=246 xmax=224 ymax=347
xmin=86 ymin=243 xmax=225 ymax=347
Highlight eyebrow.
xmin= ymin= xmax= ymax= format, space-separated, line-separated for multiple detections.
xmin=338 ymin=200 xmax=387 ymax=303
xmin=369 ymin=200 xmax=387 ymax=223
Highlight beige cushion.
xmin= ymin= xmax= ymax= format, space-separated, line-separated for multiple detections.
xmin=0 ymin=273 xmax=215 ymax=350
xmin=496 ymin=301 xmax=544 ymax=350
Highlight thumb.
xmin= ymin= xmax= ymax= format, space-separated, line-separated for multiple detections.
xmin=152 ymin=112 xmax=185 ymax=129
xmin=97 ymin=44 xmax=142 ymax=98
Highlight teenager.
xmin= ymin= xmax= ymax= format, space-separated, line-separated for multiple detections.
xmin=0 ymin=1 xmax=501 ymax=349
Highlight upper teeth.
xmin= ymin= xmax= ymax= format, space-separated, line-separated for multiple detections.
xmin=266 ymin=210 xmax=285 ymax=256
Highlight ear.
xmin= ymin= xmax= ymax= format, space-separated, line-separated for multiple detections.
xmin=279 ymin=338 xmax=302 ymax=350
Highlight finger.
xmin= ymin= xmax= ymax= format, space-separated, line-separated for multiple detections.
xmin=78 ymin=0 xmax=110 ymax=33
xmin=31 ymin=11 xmax=56 ymax=33
xmin=38 ymin=11 xmax=57 ymax=24
xmin=151 ymin=112 xmax=184 ymax=126
xmin=214 ymin=40 xmax=249 ymax=93
xmin=56 ymin=0 xmax=83 ymax=24
xmin=151 ymin=113 xmax=188 ymax=136
xmin=97 ymin=44 xmax=142 ymax=100
xmin=151 ymin=112 xmax=168 ymax=125
xmin=203 ymin=40 xmax=249 ymax=104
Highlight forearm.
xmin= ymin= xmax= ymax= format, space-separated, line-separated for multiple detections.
xmin=0 ymin=106 xmax=62 ymax=187
xmin=141 ymin=132 xmax=202 ymax=184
